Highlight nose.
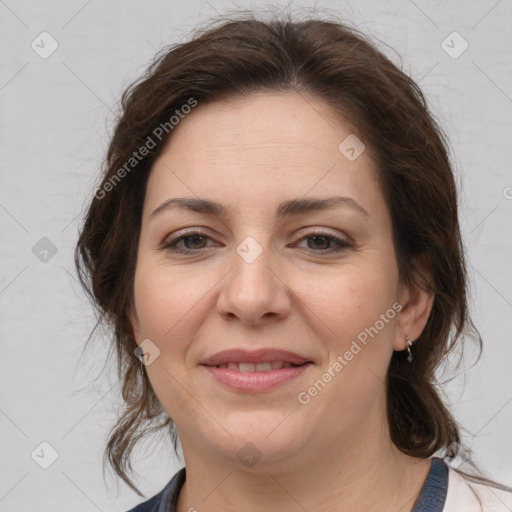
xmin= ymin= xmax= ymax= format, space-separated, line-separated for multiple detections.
xmin=216 ymin=240 xmax=291 ymax=327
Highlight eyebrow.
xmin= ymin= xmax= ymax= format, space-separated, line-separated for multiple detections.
xmin=149 ymin=195 xmax=369 ymax=221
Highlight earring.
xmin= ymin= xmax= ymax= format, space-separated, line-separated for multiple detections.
xmin=406 ymin=336 xmax=413 ymax=363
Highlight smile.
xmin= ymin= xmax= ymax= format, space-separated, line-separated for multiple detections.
xmin=202 ymin=362 xmax=313 ymax=392
xmin=213 ymin=361 xmax=304 ymax=371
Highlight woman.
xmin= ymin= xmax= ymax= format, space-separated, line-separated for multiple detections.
xmin=75 ymin=13 xmax=512 ymax=512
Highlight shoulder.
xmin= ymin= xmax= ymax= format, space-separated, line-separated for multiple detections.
xmin=444 ymin=466 xmax=512 ymax=512
xmin=124 ymin=467 xmax=186 ymax=512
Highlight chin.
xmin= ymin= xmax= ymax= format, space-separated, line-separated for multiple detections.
xmin=204 ymin=412 xmax=311 ymax=472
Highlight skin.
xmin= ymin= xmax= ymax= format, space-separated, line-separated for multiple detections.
xmin=130 ymin=91 xmax=435 ymax=512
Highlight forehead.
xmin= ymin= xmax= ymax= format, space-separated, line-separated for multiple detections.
xmin=144 ymin=91 xmax=385 ymax=221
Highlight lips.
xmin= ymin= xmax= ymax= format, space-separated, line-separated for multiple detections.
xmin=215 ymin=361 xmax=300 ymax=372
xmin=200 ymin=348 xmax=312 ymax=368
xmin=200 ymin=348 xmax=313 ymax=392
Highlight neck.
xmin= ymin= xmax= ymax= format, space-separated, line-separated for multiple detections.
xmin=176 ymin=400 xmax=432 ymax=512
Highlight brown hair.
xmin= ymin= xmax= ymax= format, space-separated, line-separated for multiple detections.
xmin=75 ymin=11 xmax=509 ymax=496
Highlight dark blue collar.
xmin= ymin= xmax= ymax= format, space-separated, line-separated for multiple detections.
xmin=126 ymin=467 xmax=186 ymax=512
xmin=411 ymin=457 xmax=449 ymax=512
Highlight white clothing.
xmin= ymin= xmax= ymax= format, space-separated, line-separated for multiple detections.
xmin=444 ymin=466 xmax=512 ymax=511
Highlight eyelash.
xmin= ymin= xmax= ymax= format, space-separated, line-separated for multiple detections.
xmin=160 ymin=229 xmax=352 ymax=255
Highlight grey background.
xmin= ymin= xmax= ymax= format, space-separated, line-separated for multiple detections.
xmin=1 ymin=0 xmax=511 ymax=510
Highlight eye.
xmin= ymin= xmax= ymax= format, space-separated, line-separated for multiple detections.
xmin=161 ymin=229 xmax=216 ymax=254
xmin=293 ymin=231 xmax=352 ymax=253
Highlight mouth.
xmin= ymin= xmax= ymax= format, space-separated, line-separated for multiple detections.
xmin=200 ymin=348 xmax=313 ymax=368
xmin=209 ymin=361 xmax=308 ymax=371
xmin=199 ymin=348 xmax=314 ymax=392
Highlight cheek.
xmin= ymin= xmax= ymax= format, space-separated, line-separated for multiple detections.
xmin=132 ymin=265 xmax=209 ymax=415
xmin=132 ymin=263 xmax=207 ymax=344
xmin=306 ymin=261 xmax=397 ymax=330
xmin=301 ymin=267 xmax=398 ymax=409
xmin=306 ymin=260 xmax=399 ymax=380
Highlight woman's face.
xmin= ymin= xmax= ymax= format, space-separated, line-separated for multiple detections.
xmin=130 ymin=91 xmax=425 ymax=471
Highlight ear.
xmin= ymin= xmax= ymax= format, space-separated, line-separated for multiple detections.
xmin=394 ymin=258 xmax=435 ymax=351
